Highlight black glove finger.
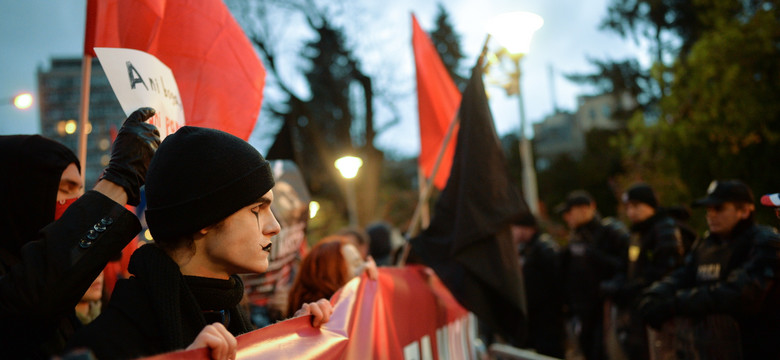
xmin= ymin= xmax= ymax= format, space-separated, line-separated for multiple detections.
xmin=124 ymin=107 xmax=156 ymax=125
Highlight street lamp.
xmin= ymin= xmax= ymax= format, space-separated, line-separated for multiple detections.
xmin=3 ymin=92 xmax=33 ymax=110
xmin=334 ymin=156 xmax=363 ymax=227
xmin=487 ymin=11 xmax=543 ymax=216
xmin=13 ymin=93 xmax=33 ymax=110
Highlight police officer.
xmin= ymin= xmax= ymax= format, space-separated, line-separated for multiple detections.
xmin=510 ymin=213 xmax=565 ymax=358
xmin=557 ymin=190 xmax=629 ymax=360
xmin=639 ymin=180 xmax=780 ymax=358
xmin=612 ymin=183 xmax=688 ymax=359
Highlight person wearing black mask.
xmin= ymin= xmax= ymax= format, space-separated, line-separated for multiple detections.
xmin=639 ymin=180 xmax=780 ymax=359
xmin=0 ymin=108 xmax=160 ymax=358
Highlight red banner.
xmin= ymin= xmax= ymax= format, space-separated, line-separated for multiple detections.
xmin=146 ymin=266 xmax=476 ymax=359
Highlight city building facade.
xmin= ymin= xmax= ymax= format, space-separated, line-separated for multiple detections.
xmin=37 ymin=57 xmax=125 ymax=186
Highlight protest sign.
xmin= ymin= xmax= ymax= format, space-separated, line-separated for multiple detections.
xmin=94 ymin=47 xmax=185 ymax=139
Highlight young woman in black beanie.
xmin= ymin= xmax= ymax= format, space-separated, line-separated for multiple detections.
xmin=68 ymin=126 xmax=333 ymax=360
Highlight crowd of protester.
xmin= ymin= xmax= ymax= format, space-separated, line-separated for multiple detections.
xmin=2 ymin=107 xmax=779 ymax=360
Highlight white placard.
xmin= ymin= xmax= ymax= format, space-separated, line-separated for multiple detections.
xmin=94 ymin=47 xmax=185 ymax=139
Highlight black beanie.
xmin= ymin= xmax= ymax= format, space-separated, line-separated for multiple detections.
xmin=145 ymin=126 xmax=275 ymax=241
xmin=622 ymin=183 xmax=658 ymax=208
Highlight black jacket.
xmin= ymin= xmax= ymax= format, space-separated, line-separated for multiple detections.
xmin=68 ymin=244 xmax=254 ymax=359
xmin=621 ymin=213 xmax=687 ymax=304
xmin=643 ymin=220 xmax=780 ymax=358
xmin=561 ymin=216 xmax=630 ymax=316
xmin=0 ymin=191 xmax=140 ymax=359
xmin=0 ymin=134 xmax=140 ymax=359
xmin=520 ymin=232 xmax=565 ymax=358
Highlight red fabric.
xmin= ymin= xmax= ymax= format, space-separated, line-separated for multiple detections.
xmin=54 ymin=198 xmax=78 ymax=220
xmin=102 ymin=204 xmax=140 ymax=299
xmin=412 ymin=14 xmax=461 ymax=190
xmin=145 ymin=266 xmax=474 ymax=359
xmin=102 ymin=236 xmax=138 ymax=300
xmin=84 ymin=0 xmax=265 ymax=140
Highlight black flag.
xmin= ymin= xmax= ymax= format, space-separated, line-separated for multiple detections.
xmin=411 ymin=62 xmax=529 ymax=345
xmin=266 ymin=119 xmax=296 ymax=161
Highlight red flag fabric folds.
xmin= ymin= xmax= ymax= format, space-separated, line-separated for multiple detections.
xmin=412 ymin=14 xmax=461 ymax=190
xmin=84 ymin=0 xmax=265 ymax=140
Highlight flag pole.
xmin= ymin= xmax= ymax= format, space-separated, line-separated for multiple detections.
xmin=77 ymin=54 xmax=93 ymax=185
xmin=399 ymin=34 xmax=492 ymax=266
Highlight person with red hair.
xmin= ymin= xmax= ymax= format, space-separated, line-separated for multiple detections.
xmin=287 ymin=236 xmax=377 ymax=316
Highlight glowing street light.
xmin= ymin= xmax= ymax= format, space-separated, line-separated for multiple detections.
xmin=334 ymin=156 xmax=363 ymax=179
xmin=334 ymin=155 xmax=363 ymax=227
xmin=309 ymin=201 xmax=321 ymax=219
xmin=486 ymin=12 xmax=543 ymax=57
xmin=487 ymin=11 xmax=543 ymax=215
xmin=13 ymin=93 xmax=33 ymax=110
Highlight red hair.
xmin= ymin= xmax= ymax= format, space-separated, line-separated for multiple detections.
xmin=286 ymin=236 xmax=351 ymax=316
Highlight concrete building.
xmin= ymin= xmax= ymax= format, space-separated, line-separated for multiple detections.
xmin=532 ymin=92 xmax=636 ymax=171
xmin=533 ymin=111 xmax=583 ymax=171
xmin=37 ymin=57 xmax=125 ymax=186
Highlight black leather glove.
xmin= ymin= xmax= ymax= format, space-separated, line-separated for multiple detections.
xmin=99 ymin=107 xmax=160 ymax=206
xmin=638 ymin=295 xmax=675 ymax=330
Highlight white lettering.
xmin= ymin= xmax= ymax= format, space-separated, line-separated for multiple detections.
xmin=420 ymin=335 xmax=433 ymax=360
xmin=404 ymin=341 xmax=420 ymax=360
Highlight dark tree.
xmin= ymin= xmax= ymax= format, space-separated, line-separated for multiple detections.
xmin=232 ymin=1 xmax=385 ymax=234
xmin=429 ymin=4 xmax=468 ymax=89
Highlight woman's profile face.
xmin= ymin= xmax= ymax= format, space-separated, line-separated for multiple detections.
xmin=341 ymin=243 xmax=364 ymax=277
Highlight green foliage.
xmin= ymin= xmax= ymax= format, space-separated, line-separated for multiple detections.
xmin=610 ymin=0 xmax=780 ymax=228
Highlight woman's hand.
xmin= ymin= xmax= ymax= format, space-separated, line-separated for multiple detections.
xmin=293 ymin=298 xmax=334 ymax=327
xmin=186 ymin=323 xmax=237 ymax=360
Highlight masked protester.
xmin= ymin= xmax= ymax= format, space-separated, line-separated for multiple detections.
xmin=638 ymin=180 xmax=780 ymax=359
xmin=0 ymin=108 xmax=160 ymax=359
xmin=68 ymin=127 xmax=334 ymax=360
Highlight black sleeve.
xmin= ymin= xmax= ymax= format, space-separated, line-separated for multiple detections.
xmin=0 ymin=191 xmax=140 ymax=342
xmin=645 ymin=219 xmax=686 ymax=283
xmin=674 ymin=229 xmax=780 ymax=317
xmin=642 ymin=238 xmax=701 ymax=300
xmin=588 ymin=223 xmax=629 ymax=277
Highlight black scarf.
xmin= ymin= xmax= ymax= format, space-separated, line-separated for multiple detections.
xmin=127 ymin=245 xmax=253 ymax=351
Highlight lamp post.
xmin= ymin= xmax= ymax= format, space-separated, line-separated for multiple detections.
xmin=487 ymin=11 xmax=543 ymax=215
xmin=334 ymin=155 xmax=363 ymax=227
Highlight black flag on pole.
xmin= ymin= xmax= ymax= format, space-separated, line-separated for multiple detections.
xmin=266 ymin=119 xmax=296 ymax=161
xmin=411 ymin=62 xmax=529 ymax=345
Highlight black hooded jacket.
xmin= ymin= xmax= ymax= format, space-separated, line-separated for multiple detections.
xmin=0 ymin=135 xmax=140 ymax=358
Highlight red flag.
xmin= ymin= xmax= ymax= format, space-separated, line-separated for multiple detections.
xmin=412 ymin=14 xmax=461 ymax=190
xmin=84 ymin=0 xmax=265 ymax=140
